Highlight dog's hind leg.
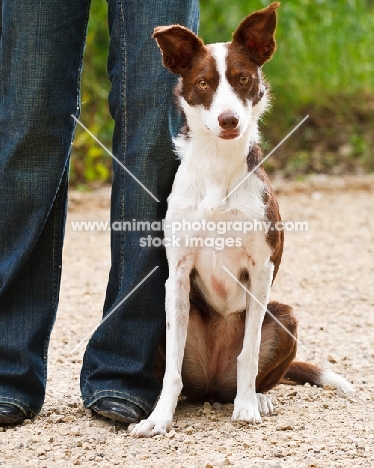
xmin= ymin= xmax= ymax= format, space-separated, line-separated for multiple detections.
xmin=256 ymin=301 xmax=298 ymax=394
xmin=256 ymin=302 xmax=354 ymax=394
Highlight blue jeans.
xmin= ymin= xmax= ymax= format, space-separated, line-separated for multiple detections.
xmin=0 ymin=0 xmax=199 ymax=418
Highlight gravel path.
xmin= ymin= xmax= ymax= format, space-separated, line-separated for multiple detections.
xmin=1 ymin=175 xmax=373 ymax=467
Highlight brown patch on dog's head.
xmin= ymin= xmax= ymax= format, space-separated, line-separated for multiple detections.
xmin=153 ymin=26 xmax=219 ymax=109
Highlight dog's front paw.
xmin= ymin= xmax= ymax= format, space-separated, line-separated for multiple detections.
xmin=256 ymin=393 xmax=273 ymax=416
xmin=130 ymin=417 xmax=171 ymax=437
xmin=232 ymin=400 xmax=262 ymax=424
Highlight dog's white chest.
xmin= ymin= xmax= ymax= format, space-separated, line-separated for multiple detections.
xmin=165 ymin=166 xmax=271 ymax=314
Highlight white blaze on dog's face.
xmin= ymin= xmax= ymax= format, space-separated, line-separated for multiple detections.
xmin=153 ymin=2 xmax=278 ymax=140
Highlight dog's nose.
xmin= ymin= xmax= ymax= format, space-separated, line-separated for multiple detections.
xmin=218 ymin=112 xmax=239 ymax=130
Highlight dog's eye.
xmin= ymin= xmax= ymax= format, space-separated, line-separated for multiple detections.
xmin=197 ymin=80 xmax=208 ymax=90
xmin=240 ymin=76 xmax=250 ymax=85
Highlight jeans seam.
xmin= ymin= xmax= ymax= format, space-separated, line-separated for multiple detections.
xmin=119 ymin=0 xmax=126 ymax=292
xmin=44 ymin=173 xmax=65 ymax=388
xmin=75 ymin=0 xmax=92 ymax=119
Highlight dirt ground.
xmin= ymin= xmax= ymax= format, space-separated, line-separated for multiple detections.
xmin=1 ymin=175 xmax=373 ymax=468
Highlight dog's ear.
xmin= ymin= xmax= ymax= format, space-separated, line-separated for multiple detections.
xmin=232 ymin=2 xmax=280 ymax=66
xmin=153 ymin=25 xmax=205 ymax=74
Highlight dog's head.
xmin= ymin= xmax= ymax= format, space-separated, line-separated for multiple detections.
xmin=153 ymin=3 xmax=279 ymax=141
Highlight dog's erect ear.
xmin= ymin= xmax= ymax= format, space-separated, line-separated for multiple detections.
xmin=152 ymin=25 xmax=205 ymax=74
xmin=232 ymin=2 xmax=280 ymax=66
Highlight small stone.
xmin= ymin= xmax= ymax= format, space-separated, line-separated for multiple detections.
xmin=202 ymin=402 xmax=212 ymax=414
xmin=63 ymin=415 xmax=75 ymax=423
xmin=327 ymin=354 xmax=337 ymax=363
xmin=323 ymin=384 xmax=335 ymax=391
xmin=184 ymin=436 xmax=194 ymax=444
xmin=212 ymin=402 xmax=223 ymax=411
xmin=276 ymin=424 xmax=294 ymax=431
xmin=49 ymin=413 xmax=64 ymax=423
xmin=71 ymin=425 xmax=81 ymax=436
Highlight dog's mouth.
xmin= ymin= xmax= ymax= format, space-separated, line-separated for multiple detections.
xmin=219 ymin=130 xmax=241 ymax=140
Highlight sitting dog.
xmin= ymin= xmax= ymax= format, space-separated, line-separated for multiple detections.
xmin=132 ymin=2 xmax=353 ymax=437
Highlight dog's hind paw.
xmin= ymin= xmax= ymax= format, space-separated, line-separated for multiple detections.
xmin=256 ymin=393 xmax=273 ymax=416
xmin=130 ymin=418 xmax=171 ymax=437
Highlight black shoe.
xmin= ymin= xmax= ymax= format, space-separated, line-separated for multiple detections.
xmin=0 ymin=403 xmax=27 ymax=425
xmin=91 ymin=397 xmax=144 ymax=424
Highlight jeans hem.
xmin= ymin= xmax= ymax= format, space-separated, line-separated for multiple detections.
xmin=82 ymin=389 xmax=153 ymax=415
xmin=0 ymin=396 xmax=38 ymax=418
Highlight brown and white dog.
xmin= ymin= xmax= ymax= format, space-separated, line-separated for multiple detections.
xmin=132 ymin=2 xmax=353 ymax=437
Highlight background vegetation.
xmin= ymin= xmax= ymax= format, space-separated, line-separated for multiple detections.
xmin=71 ymin=0 xmax=374 ymax=185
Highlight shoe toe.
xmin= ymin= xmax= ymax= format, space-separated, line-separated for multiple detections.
xmin=91 ymin=397 xmax=144 ymax=424
xmin=0 ymin=403 xmax=27 ymax=425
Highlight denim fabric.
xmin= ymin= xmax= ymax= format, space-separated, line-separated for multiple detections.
xmin=80 ymin=0 xmax=199 ymax=414
xmin=0 ymin=0 xmax=199 ymax=417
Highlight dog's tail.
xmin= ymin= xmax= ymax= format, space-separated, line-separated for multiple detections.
xmin=281 ymin=361 xmax=354 ymax=393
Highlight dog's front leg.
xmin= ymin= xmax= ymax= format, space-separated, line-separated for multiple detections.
xmin=232 ymin=260 xmax=274 ymax=423
xmin=131 ymin=257 xmax=193 ymax=437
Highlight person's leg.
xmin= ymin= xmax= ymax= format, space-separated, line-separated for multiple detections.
xmin=80 ymin=0 xmax=199 ymax=416
xmin=0 ymin=0 xmax=91 ymax=419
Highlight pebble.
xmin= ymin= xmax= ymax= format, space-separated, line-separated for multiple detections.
xmin=327 ymin=354 xmax=338 ymax=363
xmin=276 ymin=424 xmax=294 ymax=431
xmin=323 ymin=384 xmax=335 ymax=391
xmin=49 ymin=414 xmax=65 ymax=423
